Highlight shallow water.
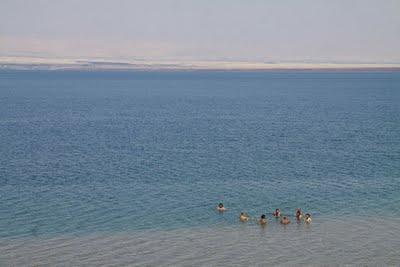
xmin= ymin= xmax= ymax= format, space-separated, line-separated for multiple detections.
xmin=1 ymin=217 xmax=400 ymax=266
xmin=0 ymin=70 xmax=399 ymax=265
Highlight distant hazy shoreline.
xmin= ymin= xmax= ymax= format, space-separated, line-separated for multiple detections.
xmin=1 ymin=57 xmax=400 ymax=71
xmin=2 ymin=65 xmax=400 ymax=72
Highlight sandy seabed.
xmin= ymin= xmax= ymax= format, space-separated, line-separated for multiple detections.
xmin=1 ymin=217 xmax=400 ymax=266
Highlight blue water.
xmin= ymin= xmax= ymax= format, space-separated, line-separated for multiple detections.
xmin=1 ymin=70 xmax=399 ymax=239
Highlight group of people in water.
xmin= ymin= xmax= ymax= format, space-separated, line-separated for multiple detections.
xmin=217 ymin=203 xmax=312 ymax=225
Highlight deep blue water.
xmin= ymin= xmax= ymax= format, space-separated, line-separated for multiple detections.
xmin=1 ymin=70 xmax=399 ymax=238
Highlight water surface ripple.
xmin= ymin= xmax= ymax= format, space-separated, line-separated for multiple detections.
xmin=0 ymin=70 xmax=399 ymax=265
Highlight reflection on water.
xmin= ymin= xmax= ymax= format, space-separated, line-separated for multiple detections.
xmin=1 ymin=217 xmax=399 ymax=266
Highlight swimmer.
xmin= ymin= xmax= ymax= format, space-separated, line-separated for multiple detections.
xmin=305 ymin=213 xmax=312 ymax=224
xmin=280 ymin=216 xmax=290 ymax=225
xmin=239 ymin=212 xmax=249 ymax=222
xmin=295 ymin=208 xmax=303 ymax=220
xmin=217 ymin=203 xmax=226 ymax=212
xmin=259 ymin=214 xmax=267 ymax=225
xmin=272 ymin=208 xmax=281 ymax=218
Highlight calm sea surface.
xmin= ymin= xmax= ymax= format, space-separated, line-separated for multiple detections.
xmin=0 ymin=70 xmax=399 ymax=266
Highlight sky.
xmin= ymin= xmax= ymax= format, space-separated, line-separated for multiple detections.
xmin=1 ymin=0 xmax=399 ymax=63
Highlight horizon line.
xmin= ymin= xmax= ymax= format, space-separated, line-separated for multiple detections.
xmin=1 ymin=56 xmax=400 ymax=71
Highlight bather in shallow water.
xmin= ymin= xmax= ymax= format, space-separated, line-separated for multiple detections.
xmin=259 ymin=214 xmax=267 ymax=225
xmin=280 ymin=216 xmax=290 ymax=225
xmin=217 ymin=203 xmax=226 ymax=212
xmin=295 ymin=208 xmax=303 ymax=220
xmin=272 ymin=208 xmax=281 ymax=218
xmin=239 ymin=212 xmax=249 ymax=222
xmin=305 ymin=213 xmax=312 ymax=223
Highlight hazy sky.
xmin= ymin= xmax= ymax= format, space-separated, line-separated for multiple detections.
xmin=1 ymin=0 xmax=399 ymax=63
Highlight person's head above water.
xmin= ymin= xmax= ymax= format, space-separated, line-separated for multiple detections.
xmin=259 ymin=214 xmax=267 ymax=225
xmin=240 ymin=212 xmax=249 ymax=221
xmin=296 ymin=209 xmax=303 ymax=218
xmin=305 ymin=213 xmax=312 ymax=223
xmin=281 ymin=216 xmax=290 ymax=224
xmin=217 ymin=203 xmax=225 ymax=211
xmin=273 ymin=208 xmax=281 ymax=216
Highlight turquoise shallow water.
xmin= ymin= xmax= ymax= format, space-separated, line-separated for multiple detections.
xmin=0 ymin=70 xmax=400 ymax=265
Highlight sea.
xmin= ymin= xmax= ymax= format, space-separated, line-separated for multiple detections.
xmin=0 ymin=70 xmax=399 ymax=266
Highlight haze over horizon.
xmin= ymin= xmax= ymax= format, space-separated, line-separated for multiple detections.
xmin=1 ymin=0 xmax=400 ymax=66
